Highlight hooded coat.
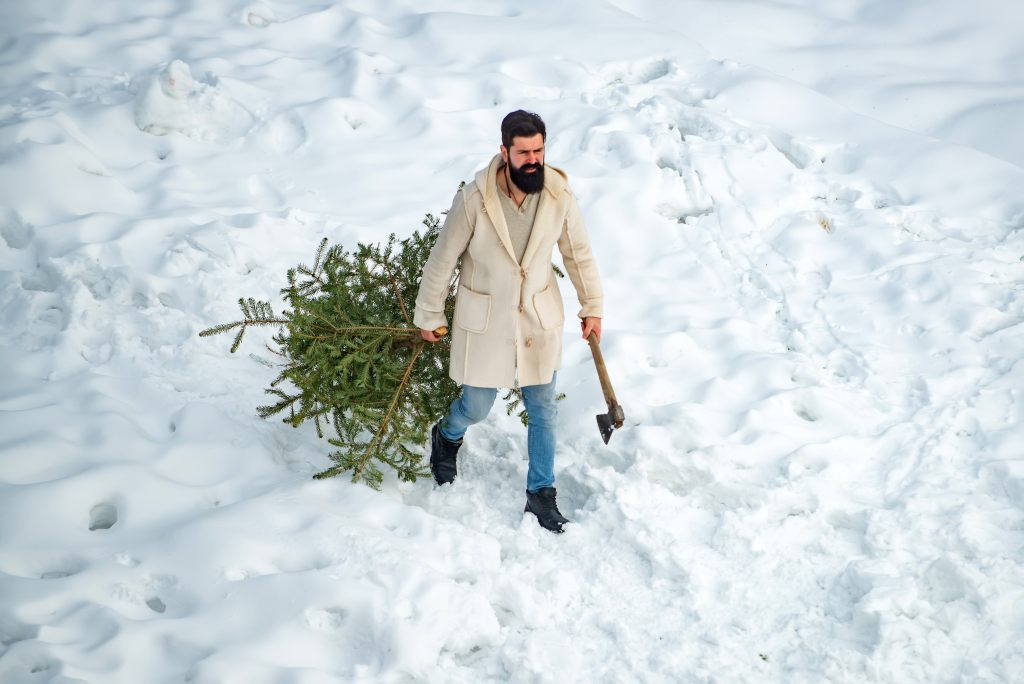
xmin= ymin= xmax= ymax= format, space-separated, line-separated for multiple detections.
xmin=413 ymin=154 xmax=603 ymax=388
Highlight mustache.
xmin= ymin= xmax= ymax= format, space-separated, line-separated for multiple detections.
xmin=520 ymin=162 xmax=542 ymax=172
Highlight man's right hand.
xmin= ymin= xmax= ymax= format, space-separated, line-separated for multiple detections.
xmin=420 ymin=328 xmax=440 ymax=343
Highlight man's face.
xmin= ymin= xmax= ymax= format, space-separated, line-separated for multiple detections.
xmin=502 ymin=133 xmax=545 ymax=194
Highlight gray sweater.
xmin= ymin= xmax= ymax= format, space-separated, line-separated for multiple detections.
xmin=497 ymin=189 xmax=539 ymax=265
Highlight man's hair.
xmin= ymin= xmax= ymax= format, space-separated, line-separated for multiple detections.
xmin=501 ymin=110 xmax=546 ymax=149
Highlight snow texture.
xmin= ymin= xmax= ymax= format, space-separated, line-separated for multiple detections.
xmin=1 ymin=1 xmax=1023 ymax=683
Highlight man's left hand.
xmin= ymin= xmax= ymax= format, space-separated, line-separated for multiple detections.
xmin=581 ymin=316 xmax=602 ymax=343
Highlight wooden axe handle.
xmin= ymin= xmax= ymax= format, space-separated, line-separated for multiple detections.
xmin=587 ymin=332 xmax=620 ymax=414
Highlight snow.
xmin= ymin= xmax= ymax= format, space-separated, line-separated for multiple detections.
xmin=1 ymin=1 xmax=1023 ymax=682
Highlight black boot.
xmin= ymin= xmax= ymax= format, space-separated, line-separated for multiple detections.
xmin=525 ymin=487 xmax=570 ymax=533
xmin=430 ymin=423 xmax=463 ymax=486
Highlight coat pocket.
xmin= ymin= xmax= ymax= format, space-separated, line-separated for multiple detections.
xmin=532 ymin=283 xmax=564 ymax=330
xmin=454 ymin=285 xmax=491 ymax=333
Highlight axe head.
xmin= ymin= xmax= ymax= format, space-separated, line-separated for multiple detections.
xmin=596 ymin=405 xmax=625 ymax=444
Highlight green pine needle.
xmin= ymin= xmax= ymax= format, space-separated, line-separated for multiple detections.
xmin=200 ymin=214 xmax=461 ymax=488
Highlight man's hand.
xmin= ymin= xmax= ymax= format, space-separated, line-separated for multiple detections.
xmin=581 ymin=316 xmax=602 ymax=343
xmin=420 ymin=328 xmax=441 ymax=343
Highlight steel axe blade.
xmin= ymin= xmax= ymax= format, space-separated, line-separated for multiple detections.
xmin=596 ymin=404 xmax=625 ymax=444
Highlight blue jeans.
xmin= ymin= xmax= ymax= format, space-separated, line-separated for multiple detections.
xmin=438 ymin=374 xmax=558 ymax=492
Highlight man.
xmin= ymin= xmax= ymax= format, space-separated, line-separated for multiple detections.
xmin=413 ymin=110 xmax=603 ymax=533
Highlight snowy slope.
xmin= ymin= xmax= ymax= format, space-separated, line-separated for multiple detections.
xmin=1 ymin=1 xmax=1023 ymax=683
xmin=611 ymin=0 xmax=1024 ymax=167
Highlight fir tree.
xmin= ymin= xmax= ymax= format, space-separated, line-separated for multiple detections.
xmin=200 ymin=214 xmax=459 ymax=488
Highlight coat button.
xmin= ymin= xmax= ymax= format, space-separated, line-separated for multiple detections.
xmin=518 ymin=305 xmax=524 ymax=313
xmin=520 ymin=268 xmax=527 ymax=277
xmin=525 ymin=337 xmax=534 ymax=347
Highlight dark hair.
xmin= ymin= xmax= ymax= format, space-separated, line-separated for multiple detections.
xmin=501 ymin=110 xmax=546 ymax=149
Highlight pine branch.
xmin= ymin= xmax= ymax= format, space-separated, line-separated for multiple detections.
xmin=290 ymin=324 xmax=419 ymax=338
xmin=347 ymin=343 xmax=423 ymax=485
xmin=381 ymin=260 xmax=411 ymax=325
xmin=201 ymin=210 xmax=466 ymax=488
xmin=257 ymin=387 xmax=300 ymax=418
xmin=291 ymin=238 xmax=331 ymax=293
xmin=198 ymin=297 xmax=288 ymax=353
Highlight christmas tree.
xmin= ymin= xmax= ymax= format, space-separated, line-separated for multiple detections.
xmin=199 ymin=214 xmax=460 ymax=488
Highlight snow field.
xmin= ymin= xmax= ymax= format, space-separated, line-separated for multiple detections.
xmin=2 ymin=1 xmax=1024 ymax=682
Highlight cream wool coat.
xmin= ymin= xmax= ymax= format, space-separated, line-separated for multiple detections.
xmin=413 ymin=154 xmax=603 ymax=388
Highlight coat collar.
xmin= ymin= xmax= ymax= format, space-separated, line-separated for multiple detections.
xmin=474 ymin=154 xmax=568 ymax=266
xmin=475 ymin=154 xmax=567 ymax=202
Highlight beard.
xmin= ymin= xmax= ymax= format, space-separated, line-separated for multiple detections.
xmin=508 ymin=160 xmax=545 ymax=194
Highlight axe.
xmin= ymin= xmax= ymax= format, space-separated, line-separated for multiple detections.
xmin=587 ymin=332 xmax=624 ymax=443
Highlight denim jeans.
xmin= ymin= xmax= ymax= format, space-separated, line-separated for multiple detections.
xmin=438 ymin=373 xmax=558 ymax=492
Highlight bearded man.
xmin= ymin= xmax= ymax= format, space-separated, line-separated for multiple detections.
xmin=414 ymin=110 xmax=604 ymax=533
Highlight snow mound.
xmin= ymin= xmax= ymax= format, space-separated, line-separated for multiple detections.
xmin=134 ymin=60 xmax=255 ymax=143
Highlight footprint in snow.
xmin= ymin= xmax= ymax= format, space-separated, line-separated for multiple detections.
xmin=793 ymin=404 xmax=818 ymax=422
xmin=242 ymin=3 xmax=275 ymax=27
xmin=21 ymin=262 xmax=61 ymax=293
xmin=37 ymin=556 xmax=87 ymax=579
xmin=305 ymin=607 xmax=349 ymax=633
xmin=766 ymin=130 xmax=819 ymax=170
xmin=0 ymin=209 xmax=34 ymax=249
xmin=89 ymin=501 xmax=118 ymax=531
xmin=602 ymin=57 xmax=675 ymax=87
xmin=112 ymin=572 xmax=183 ymax=616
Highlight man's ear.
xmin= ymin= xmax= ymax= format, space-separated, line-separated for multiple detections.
xmin=500 ymin=144 xmax=508 ymax=163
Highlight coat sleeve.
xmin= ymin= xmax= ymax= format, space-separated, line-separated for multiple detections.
xmin=413 ymin=188 xmax=474 ymax=331
xmin=557 ymin=191 xmax=604 ymax=319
